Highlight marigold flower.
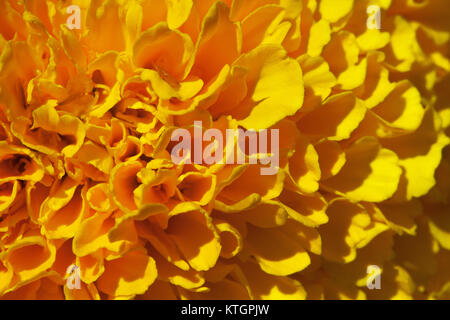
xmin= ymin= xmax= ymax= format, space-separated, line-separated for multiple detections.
xmin=0 ymin=0 xmax=449 ymax=300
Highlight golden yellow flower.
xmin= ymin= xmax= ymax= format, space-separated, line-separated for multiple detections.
xmin=0 ymin=0 xmax=449 ymax=300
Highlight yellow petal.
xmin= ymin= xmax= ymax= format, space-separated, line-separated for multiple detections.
xmin=246 ymin=224 xmax=310 ymax=276
xmin=372 ymin=81 xmax=424 ymax=131
xmin=322 ymin=137 xmax=402 ymax=202
xmin=307 ymin=19 xmax=331 ymax=56
xmin=298 ymin=92 xmax=366 ymax=141
xmin=319 ymin=0 xmax=354 ymax=23
xmin=85 ymin=0 xmax=125 ymax=53
xmin=167 ymin=210 xmax=221 ymax=271
xmin=96 ymin=247 xmax=157 ymax=297
xmin=238 ymin=261 xmax=307 ymax=299
xmin=5 ymin=235 xmax=56 ymax=285
xmin=165 ymin=0 xmax=193 ymax=29
xmin=133 ymin=22 xmax=194 ymax=82
xmin=233 ymin=45 xmax=304 ymax=129
xmin=381 ymin=107 xmax=450 ymax=199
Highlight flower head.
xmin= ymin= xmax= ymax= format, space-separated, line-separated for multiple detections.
xmin=0 ymin=0 xmax=449 ymax=300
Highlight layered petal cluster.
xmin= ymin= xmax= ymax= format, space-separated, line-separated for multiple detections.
xmin=0 ymin=0 xmax=449 ymax=300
